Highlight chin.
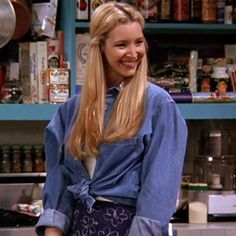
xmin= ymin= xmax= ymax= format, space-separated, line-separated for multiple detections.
xmin=124 ymin=69 xmax=136 ymax=77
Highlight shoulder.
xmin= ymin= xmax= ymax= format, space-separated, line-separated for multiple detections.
xmin=59 ymin=94 xmax=80 ymax=113
xmin=146 ymin=82 xmax=174 ymax=105
xmin=50 ymin=94 xmax=80 ymax=127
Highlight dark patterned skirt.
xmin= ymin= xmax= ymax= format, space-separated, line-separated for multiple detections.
xmin=69 ymin=200 xmax=136 ymax=236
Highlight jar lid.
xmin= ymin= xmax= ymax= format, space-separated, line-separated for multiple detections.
xmin=33 ymin=144 xmax=44 ymax=149
xmin=1 ymin=144 xmax=10 ymax=150
xmin=188 ymin=183 xmax=208 ymax=191
xmin=22 ymin=144 xmax=32 ymax=150
xmin=11 ymin=144 xmax=21 ymax=149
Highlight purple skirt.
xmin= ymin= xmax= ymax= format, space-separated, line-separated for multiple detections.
xmin=69 ymin=200 xmax=136 ymax=236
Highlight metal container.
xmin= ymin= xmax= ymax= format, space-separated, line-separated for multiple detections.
xmin=0 ymin=0 xmax=16 ymax=48
xmin=199 ymin=129 xmax=232 ymax=157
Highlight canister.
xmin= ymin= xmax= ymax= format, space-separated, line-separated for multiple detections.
xmin=188 ymin=183 xmax=208 ymax=224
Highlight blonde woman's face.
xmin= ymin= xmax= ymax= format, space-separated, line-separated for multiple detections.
xmin=103 ymin=22 xmax=146 ymax=88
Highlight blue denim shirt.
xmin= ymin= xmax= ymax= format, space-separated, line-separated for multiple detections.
xmin=35 ymin=82 xmax=187 ymax=236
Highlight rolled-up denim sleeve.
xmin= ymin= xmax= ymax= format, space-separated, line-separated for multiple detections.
xmin=35 ymin=105 xmax=75 ymax=235
xmin=129 ymin=99 xmax=188 ymax=236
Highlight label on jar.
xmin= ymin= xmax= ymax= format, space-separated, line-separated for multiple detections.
xmin=49 ymin=86 xmax=70 ymax=103
xmin=47 ymin=68 xmax=70 ymax=85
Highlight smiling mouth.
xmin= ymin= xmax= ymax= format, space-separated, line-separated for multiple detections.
xmin=121 ymin=61 xmax=138 ymax=68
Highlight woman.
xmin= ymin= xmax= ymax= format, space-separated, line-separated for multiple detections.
xmin=35 ymin=2 xmax=188 ymax=236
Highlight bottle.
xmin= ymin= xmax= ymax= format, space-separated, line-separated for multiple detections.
xmin=159 ymin=0 xmax=172 ymax=22
xmin=188 ymin=183 xmax=208 ymax=224
xmin=224 ymin=0 xmax=233 ymax=24
xmin=11 ymin=144 xmax=22 ymax=173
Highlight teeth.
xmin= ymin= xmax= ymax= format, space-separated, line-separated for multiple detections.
xmin=122 ymin=61 xmax=136 ymax=66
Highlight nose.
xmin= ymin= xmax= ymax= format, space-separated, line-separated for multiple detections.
xmin=126 ymin=44 xmax=137 ymax=58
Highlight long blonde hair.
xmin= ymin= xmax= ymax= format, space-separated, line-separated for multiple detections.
xmin=67 ymin=2 xmax=148 ymax=159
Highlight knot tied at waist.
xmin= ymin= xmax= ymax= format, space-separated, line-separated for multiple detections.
xmin=67 ymin=179 xmax=96 ymax=210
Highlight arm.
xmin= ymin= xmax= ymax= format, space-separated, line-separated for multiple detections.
xmin=35 ymin=105 xmax=75 ymax=236
xmin=45 ymin=227 xmax=64 ymax=236
xmin=129 ymin=99 xmax=188 ymax=236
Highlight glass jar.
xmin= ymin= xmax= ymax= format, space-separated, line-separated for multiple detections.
xmin=33 ymin=144 xmax=45 ymax=172
xmin=0 ymin=144 xmax=11 ymax=173
xmin=1 ymin=79 xmax=23 ymax=103
xmin=194 ymin=155 xmax=235 ymax=190
xmin=22 ymin=145 xmax=33 ymax=173
xmin=211 ymin=66 xmax=231 ymax=93
xmin=11 ymin=145 xmax=22 ymax=173
xmin=188 ymin=183 xmax=208 ymax=223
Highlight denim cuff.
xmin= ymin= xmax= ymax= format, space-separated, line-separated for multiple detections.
xmin=128 ymin=215 xmax=165 ymax=236
xmin=35 ymin=208 xmax=71 ymax=236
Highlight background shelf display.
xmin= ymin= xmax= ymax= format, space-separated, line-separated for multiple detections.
xmin=1 ymin=0 xmax=236 ymax=121
xmin=57 ymin=0 xmax=236 ymax=121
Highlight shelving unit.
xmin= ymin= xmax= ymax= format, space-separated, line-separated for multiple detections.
xmin=0 ymin=104 xmax=59 ymax=121
xmin=56 ymin=0 xmax=236 ymax=121
xmin=0 ymin=1 xmax=235 ymax=233
xmin=0 ymin=103 xmax=236 ymax=120
xmin=1 ymin=1 xmax=236 ymax=121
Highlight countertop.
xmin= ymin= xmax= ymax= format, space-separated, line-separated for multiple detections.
xmin=171 ymin=222 xmax=236 ymax=236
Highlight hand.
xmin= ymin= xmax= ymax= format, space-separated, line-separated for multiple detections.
xmin=45 ymin=227 xmax=64 ymax=236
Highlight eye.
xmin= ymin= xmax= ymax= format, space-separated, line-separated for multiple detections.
xmin=116 ymin=43 xmax=127 ymax=48
xmin=135 ymin=39 xmax=144 ymax=46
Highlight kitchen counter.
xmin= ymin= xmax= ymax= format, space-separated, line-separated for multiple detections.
xmin=171 ymin=222 xmax=236 ymax=236
xmin=0 ymin=226 xmax=36 ymax=236
xmin=1 ymin=222 xmax=236 ymax=236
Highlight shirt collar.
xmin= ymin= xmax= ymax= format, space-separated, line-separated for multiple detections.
xmin=106 ymin=85 xmax=121 ymax=96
